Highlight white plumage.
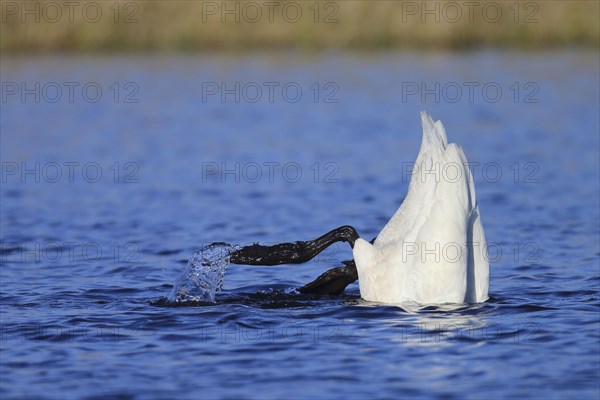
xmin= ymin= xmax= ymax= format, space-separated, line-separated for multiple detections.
xmin=353 ymin=112 xmax=489 ymax=304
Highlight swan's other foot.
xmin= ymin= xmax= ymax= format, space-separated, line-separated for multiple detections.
xmin=297 ymin=260 xmax=358 ymax=295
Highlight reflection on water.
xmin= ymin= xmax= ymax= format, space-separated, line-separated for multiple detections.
xmin=0 ymin=51 xmax=598 ymax=399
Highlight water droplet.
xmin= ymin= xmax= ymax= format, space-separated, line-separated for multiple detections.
xmin=167 ymin=243 xmax=239 ymax=303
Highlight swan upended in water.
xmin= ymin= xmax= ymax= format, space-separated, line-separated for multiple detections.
xmin=201 ymin=111 xmax=489 ymax=305
xmin=352 ymin=112 xmax=489 ymax=304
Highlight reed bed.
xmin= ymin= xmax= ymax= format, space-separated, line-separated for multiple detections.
xmin=1 ymin=0 xmax=598 ymax=52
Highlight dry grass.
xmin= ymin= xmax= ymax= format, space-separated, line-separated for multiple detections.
xmin=1 ymin=0 xmax=598 ymax=52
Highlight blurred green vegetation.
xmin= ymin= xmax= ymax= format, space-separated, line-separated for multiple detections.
xmin=1 ymin=0 xmax=598 ymax=52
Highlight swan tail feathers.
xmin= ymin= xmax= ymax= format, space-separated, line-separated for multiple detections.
xmin=420 ymin=111 xmax=448 ymax=151
xmin=353 ymin=238 xmax=381 ymax=301
xmin=353 ymin=238 xmax=378 ymax=276
xmin=469 ymin=205 xmax=490 ymax=302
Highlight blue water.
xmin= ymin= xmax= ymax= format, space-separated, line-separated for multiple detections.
xmin=1 ymin=51 xmax=599 ymax=399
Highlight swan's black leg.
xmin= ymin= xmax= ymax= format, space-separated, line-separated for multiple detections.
xmin=297 ymin=260 xmax=358 ymax=295
xmin=229 ymin=225 xmax=359 ymax=265
xmin=298 ymin=236 xmax=377 ymax=295
xmin=228 ymin=226 xmax=372 ymax=295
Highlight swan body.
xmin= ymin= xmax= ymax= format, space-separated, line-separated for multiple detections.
xmin=353 ymin=112 xmax=489 ymax=304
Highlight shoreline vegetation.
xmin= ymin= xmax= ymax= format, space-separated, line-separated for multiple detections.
xmin=1 ymin=1 xmax=598 ymax=53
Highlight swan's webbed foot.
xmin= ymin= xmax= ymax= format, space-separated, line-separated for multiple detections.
xmin=229 ymin=225 xmax=359 ymax=265
xmin=297 ymin=236 xmax=376 ymax=295
xmin=297 ymin=260 xmax=358 ymax=295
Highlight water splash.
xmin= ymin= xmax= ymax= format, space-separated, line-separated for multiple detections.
xmin=168 ymin=243 xmax=239 ymax=303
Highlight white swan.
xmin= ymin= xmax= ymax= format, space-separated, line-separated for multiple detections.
xmin=353 ymin=112 xmax=489 ymax=304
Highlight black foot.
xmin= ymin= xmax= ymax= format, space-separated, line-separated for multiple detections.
xmin=224 ymin=225 xmax=368 ymax=296
xmin=297 ymin=260 xmax=358 ymax=295
xmin=229 ymin=225 xmax=359 ymax=265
